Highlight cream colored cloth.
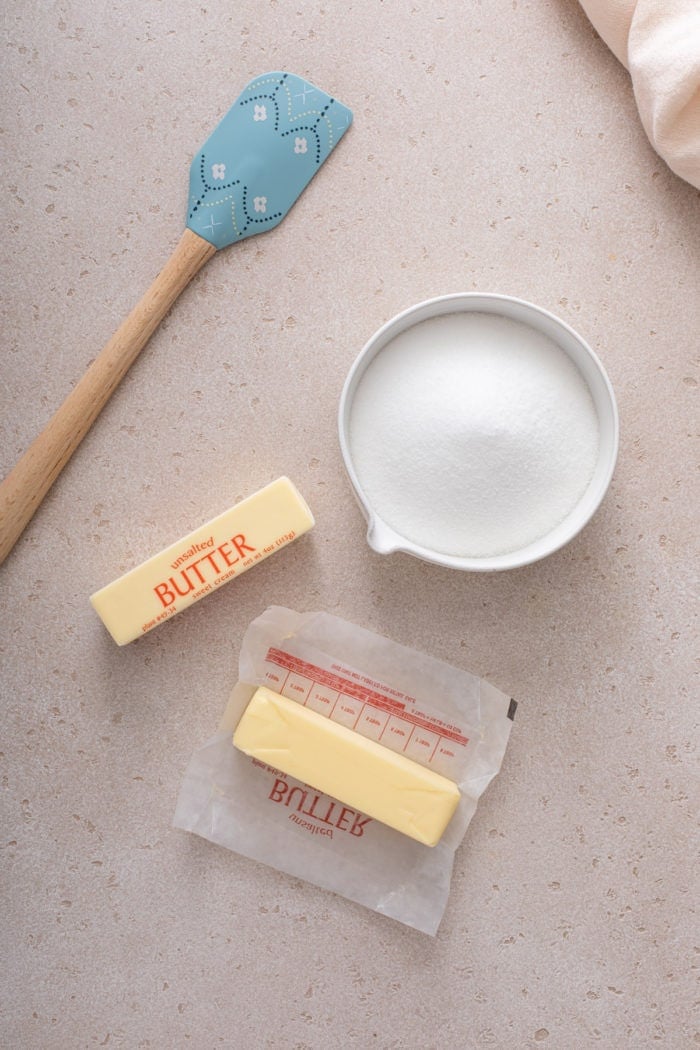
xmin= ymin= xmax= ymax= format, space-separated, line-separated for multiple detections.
xmin=579 ymin=0 xmax=700 ymax=188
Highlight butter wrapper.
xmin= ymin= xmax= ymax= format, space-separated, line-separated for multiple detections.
xmin=173 ymin=606 xmax=516 ymax=935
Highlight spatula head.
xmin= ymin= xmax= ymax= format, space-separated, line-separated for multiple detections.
xmin=186 ymin=71 xmax=352 ymax=250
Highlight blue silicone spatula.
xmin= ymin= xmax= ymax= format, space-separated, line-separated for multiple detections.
xmin=0 ymin=71 xmax=352 ymax=565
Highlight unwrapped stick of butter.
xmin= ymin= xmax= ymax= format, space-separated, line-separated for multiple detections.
xmin=90 ymin=477 xmax=313 ymax=645
xmin=233 ymin=686 xmax=461 ymax=847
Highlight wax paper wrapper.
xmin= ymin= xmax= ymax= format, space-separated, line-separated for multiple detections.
xmin=173 ymin=607 xmax=516 ymax=935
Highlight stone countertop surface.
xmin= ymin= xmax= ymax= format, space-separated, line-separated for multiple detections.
xmin=1 ymin=2 xmax=697 ymax=1048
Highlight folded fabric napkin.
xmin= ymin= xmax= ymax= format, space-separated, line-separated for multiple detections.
xmin=579 ymin=0 xmax=700 ymax=189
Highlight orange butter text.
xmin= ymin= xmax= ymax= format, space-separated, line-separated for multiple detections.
xmin=154 ymin=533 xmax=255 ymax=608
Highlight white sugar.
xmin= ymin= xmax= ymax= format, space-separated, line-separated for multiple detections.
xmin=348 ymin=312 xmax=599 ymax=558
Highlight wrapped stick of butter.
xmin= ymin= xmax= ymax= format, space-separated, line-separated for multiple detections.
xmin=174 ymin=607 xmax=516 ymax=935
xmin=90 ymin=477 xmax=313 ymax=645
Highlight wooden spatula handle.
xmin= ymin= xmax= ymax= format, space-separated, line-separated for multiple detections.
xmin=0 ymin=228 xmax=216 ymax=567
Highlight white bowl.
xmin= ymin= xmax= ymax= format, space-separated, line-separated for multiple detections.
xmin=338 ymin=293 xmax=619 ymax=571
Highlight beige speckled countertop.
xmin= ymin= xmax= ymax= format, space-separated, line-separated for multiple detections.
xmin=2 ymin=2 xmax=698 ymax=1047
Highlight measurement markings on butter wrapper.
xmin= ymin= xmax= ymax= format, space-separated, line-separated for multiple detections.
xmin=262 ymin=647 xmax=471 ymax=780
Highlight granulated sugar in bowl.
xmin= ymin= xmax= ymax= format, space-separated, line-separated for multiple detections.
xmin=339 ymin=294 xmax=619 ymax=571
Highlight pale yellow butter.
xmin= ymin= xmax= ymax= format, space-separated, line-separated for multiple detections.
xmin=233 ymin=686 xmax=461 ymax=847
xmin=90 ymin=478 xmax=313 ymax=645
